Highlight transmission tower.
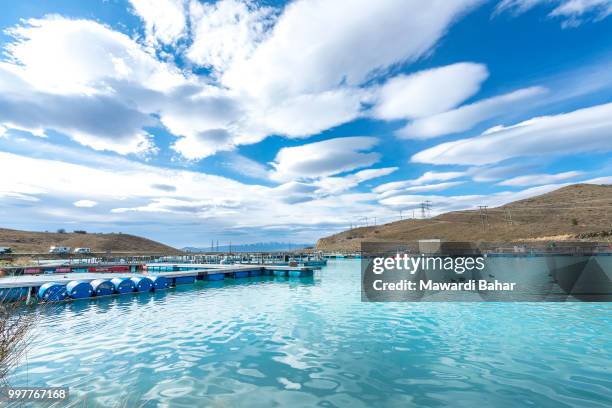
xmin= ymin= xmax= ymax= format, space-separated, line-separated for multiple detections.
xmin=421 ymin=200 xmax=432 ymax=218
xmin=478 ymin=205 xmax=489 ymax=230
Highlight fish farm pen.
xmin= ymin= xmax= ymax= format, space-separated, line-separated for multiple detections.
xmin=0 ymin=263 xmax=315 ymax=303
xmin=0 ymin=250 xmax=331 ymax=266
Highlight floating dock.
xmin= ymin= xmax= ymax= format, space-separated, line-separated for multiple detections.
xmin=0 ymin=264 xmax=315 ymax=303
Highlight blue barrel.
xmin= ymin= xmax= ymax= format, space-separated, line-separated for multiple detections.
xmin=233 ymin=271 xmax=249 ymax=279
xmin=273 ymin=270 xmax=288 ymax=277
xmin=249 ymin=270 xmax=262 ymax=277
xmin=90 ymin=279 xmax=114 ymax=297
xmin=38 ymin=283 xmax=67 ymax=302
xmin=111 ymin=278 xmax=135 ymax=294
xmin=150 ymin=276 xmax=169 ymax=291
xmin=131 ymin=276 xmax=153 ymax=292
xmin=66 ymin=281 xmax=94 ymax=299
xmin=207 ymin=273 xmax=224 ymax=281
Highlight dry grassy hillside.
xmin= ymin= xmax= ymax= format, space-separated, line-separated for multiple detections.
xmin=317 ymin=184 xmax=612 ymax=252
xmin=0 ymin=228 xmax=181 ymax=254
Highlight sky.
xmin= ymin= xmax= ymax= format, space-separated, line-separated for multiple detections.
xmin=0 ymin=0 xmax=611 ymax=247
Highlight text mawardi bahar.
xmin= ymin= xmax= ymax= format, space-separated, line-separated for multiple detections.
xmin=370 ymin=254 xmax=516 ymax=292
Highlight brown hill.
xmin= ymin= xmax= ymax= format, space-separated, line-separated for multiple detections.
xmin=0 ymin=228 xmax=181 ymax=254
xmin=316 ymin=184 xmax=612 ymax=252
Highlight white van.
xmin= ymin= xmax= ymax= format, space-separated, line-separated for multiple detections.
xmin=49 ymin=246 xmax=71 ymax=254
xmin=73 ymin=247 xmax=91 ymax=254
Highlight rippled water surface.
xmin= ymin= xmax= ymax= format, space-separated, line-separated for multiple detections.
xmin=9 ymin=260 xmax=612 ymax=407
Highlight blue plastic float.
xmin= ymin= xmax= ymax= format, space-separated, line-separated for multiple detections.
xmin=273 ymin=270 xmax=288 ymax=277
xmin=66 ymin=281 xmax=94 ymax=299
xmin=207 ymin=273 xmax=224 ymax=281
xmin=111 ymin=277 xmax=136 ymax=294
xmin=150 ymin=276 xmax=169 ymax=291
xmin=90 ymin=279 xmax=114 ymax=296
xmin=232 ymin=271 xmax=249 ymax=279
xmin=131 ymin=276 xmax=153 ymax=292
xmin=38 ymin=283 xmax=67 ymax=302
xmin=249 ymin=270 xmax=261 ymax=277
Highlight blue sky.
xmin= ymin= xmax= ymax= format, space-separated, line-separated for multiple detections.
xmin=0 ymin=0 xmax=611 ymax=247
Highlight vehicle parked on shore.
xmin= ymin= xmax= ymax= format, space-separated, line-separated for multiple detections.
xmin=73 ymin=247 xmax=92 ymax=254
xmin=0 ymin=247 xmax=11 ymax=254
xmin=49 ymin=246 xmax=71 ymax=254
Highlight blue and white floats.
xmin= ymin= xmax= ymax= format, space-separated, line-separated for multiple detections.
xmin=91 ymin=279 xmax=114 ymax=297
xmin=150 ymin=276 xmax=169 ymax=291
xmin=66 ymin=281 xmax=94 ymax=299
xmin=38 ymin=283 xmax=68 ymax=302
xmin=131 ymin=276 xmax=153 ymax=292
xmin=111 ymin=277 xmax=136 ymax=294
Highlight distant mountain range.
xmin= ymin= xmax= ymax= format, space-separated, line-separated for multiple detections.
xmin=183 ymin=242 xmax=313 ymax=253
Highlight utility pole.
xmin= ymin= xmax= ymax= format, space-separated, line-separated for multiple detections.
xmin=216 ymin=240 xmax=219 ymax=252
xmin=399 ymin=210 xmax=403 ymax=220
xmin=504 ymin=208 xmax=513 ymax=225
xmin=478 ymin=205 xmax=489 ymax=230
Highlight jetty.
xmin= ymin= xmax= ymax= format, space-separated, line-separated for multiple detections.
xmin=0 ymin=263 xmax=315 ymax=303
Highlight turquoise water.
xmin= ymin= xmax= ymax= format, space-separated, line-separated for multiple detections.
xmin=9 ymin=260 xmax=612 ymax=407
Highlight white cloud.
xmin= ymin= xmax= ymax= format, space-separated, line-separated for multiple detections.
xmin=469 ymin=162 xmax=541 ymax=182
xmin=245 ymin=88 xmax=368 ymax=139
xmin=221 ymin=0 xmax=482 ymax=99
xmin=0 ymin=151 xmax=398 ymax=242
xmin=4 ymin=16 xmax=186 ymax=94
xmin=129 ymin=0 xmax=187 ymax=45
xmin=187 ymin=0 xmax=276 ymax=73
xmin=498 ymin=170 xmax=584 ymax=186
xmin=583 ymin=176 xmax=612 ymax=184
xmin=220 ymin=153 xmax=270 ymax=180
xmin=270 ymin=137 xmax=381 ymax=182
xmin=314 ymin=167 xmax=398 ymax=195
xmin=0 ymin=16 xmax=190 ymax=155
xmin=0 ymin=2 xmax=484 ymax=160
xmin=377 ymin=181 xmax=465 ymax=199
xmin=373 ymin=171 xmax=466 ymax=193
xmin=0 ymin=65 xmax=158 ymax=155
xmin=112 ymin=197 xmax=240 ymax=214
xmin=372 ymin=63 xmax=488 ymax=120
xmin=411 ymin=102 xmax=612 ymax=165
xmin=397 ymin=86 xmax=547 ymax=139
xmin=74 ymin=200 xmax=98 ymax=208
xmin=496 ymin=0 xmax=612 ymax=26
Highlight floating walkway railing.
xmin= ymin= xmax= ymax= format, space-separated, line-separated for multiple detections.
xmin=0 ymin=264 xmax=314 ymax=303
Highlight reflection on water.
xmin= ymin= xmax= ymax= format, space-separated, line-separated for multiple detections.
xmin=7 ymin=260 xmax=612 ymax=408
